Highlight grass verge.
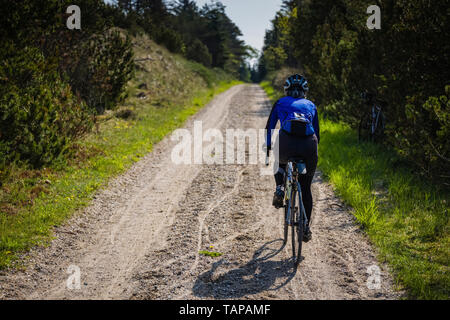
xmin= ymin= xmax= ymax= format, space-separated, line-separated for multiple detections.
xmin=261 ymin=82 xmax=449 ymax=299
xmin=260 ymin=81 xmax=283 ymax=102
xmin=0 ymin=40 xmax=241 ymax=269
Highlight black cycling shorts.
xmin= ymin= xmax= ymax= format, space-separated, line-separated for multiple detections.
xmin=276 ymin=130 xmax=318 ymax=177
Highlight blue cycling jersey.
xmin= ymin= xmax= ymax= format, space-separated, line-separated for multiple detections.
xmin=265 ymin=96 xmax=320 ymax=148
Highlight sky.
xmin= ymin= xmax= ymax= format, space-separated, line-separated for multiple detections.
xmin=193 ymin=0 xmax=283 ymax=54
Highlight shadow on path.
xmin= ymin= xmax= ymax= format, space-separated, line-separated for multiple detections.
xmin=192 ymin=239 xmax=298 ymax=299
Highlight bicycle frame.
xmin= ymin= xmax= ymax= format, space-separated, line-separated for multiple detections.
xmin=284 ymin=161 xmax=308 ymax=228
xmin=359 ymin=95 xmax=385 ymax=143
xmin=371 ymin=104 xmax=382 ymax=135
xmin=282 ymin=159 xmax=309 ymax=265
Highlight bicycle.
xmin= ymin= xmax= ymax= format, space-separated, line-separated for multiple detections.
xmin=358 ymin=92 xmax=386 ymax=142
xmin=266 ymin=149 xmax=309 ymax=267
xmin=283 ymin=158 xmax=309 ymax=267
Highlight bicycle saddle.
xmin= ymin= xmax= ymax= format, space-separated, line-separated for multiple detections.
xmin=288 ymin=157 xmax=305 ymax=163
xmin=288 ymin=158 xmax=307 ymax=175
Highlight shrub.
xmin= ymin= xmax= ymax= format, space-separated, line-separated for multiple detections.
xmin=186 ymin=39 xmax=212 ymax=67
xmin=64 ymin=30 xmax=135 ymax=114
xmin=392 ymin=87 xmax=450 ymax=183
xmin=154 ymin=28 xmax=185 ymax=55
xmin=0 ymin=45 xmax=92 ymax=167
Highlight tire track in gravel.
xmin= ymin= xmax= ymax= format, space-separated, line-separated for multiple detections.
xmin=0 ymin=84 xmax=403 ymax=300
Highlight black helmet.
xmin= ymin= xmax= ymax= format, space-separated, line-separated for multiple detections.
xmin=284 ymin=74 xmax=308 ymax=98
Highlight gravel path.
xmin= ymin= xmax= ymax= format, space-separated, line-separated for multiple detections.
xmin=0 ymin=84 xmax=401 ymax=300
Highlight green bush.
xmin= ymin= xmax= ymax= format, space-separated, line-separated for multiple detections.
xmin=0 ymin=0 xmax=135 ymax=169
xmin=184 ymin=61 xmax=227 ymax=88
xmin=393 ymin=87 xmax=450 ymax=180
xmin=0 ymin=45 xmax=92 ymax=167
xmin=154 ymin=28 xmax=186 ymax=55
xmin=186 ymin=39 xmax=212 ymax=67
xmin=65 ymin=30 xmax=134 ymax=114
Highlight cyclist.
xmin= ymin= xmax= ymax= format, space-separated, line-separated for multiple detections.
xmin=265 ymin=74 xmax=319 ymax=242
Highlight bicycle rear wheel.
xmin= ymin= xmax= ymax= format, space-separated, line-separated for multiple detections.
xmin=358 ymin=113 xmax=372 ymax=142
xmin=283 ymin=203 xmax=288 ymax=246
xmin=294 ymin=182 xmax=305 ymax=266
xmin=290 ymin=187 xmax=296 ymax=262
xmin=373 ymin=112 xmax=385 ymax=143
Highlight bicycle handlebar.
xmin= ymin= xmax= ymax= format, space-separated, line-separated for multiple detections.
xmin=361 ymin=91 xmax=387 ymax=108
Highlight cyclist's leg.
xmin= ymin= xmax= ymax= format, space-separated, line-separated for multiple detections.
xmin=275 ymin=130 xmax=290 ymax=184
xmin=298 ymin=134 xmax=318 ymax=224
xmin=274 ymin=165 xmax=286 ymax=186
xmin=298 ymin=174 xmax=314 ymax=222
xmin=272 ymin=131 xmax=289 ymax=208
xmin=272 ymin=165 xmax=286 ymax=208
xmin=295 ymin=134 xmax=317 ymax=243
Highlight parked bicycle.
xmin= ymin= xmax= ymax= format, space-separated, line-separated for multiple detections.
xmin=358 ymin=92 xmax=386 ymax=142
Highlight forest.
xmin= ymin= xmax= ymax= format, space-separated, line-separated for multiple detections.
xmin=257 ymin=0 xmax=449 ymax=187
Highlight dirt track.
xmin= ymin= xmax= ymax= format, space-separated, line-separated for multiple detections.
xmin=0 ymin=84 xmax=401 ymax=300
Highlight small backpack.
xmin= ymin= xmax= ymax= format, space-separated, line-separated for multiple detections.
xmin=284 ymin=112 xmax=314 ymax=137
